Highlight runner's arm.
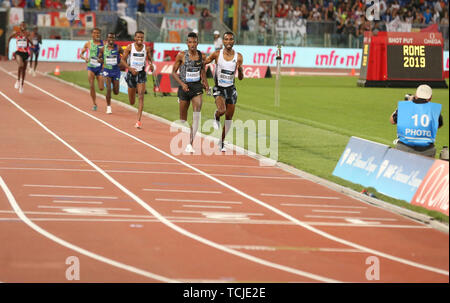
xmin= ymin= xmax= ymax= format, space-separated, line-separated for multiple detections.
xmin=203 ymin=50 xmax=218 ymax=65
xmin=98 ymin=47 xmax=104 ymax=64
xmin=6 ymin=33 xmax=16 ymax=58
xmin=201 ymin=53 xmax=209 ymax=91
xmin=79 ymin=41 xmax=89 ymax=63
xmin=172 ymin=52 xmax=188 ymax=91
xmin=237 ymin=53 xmax=244 ymax=80
xmin=146 ymin=47 xmax=154 ymax=72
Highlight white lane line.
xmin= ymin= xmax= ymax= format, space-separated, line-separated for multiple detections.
xmin=8 ymin=74 xmax=448 ymax=277
xmin=281 ymin=203 xmax=367 ymax=209
xmin=172 ymin=210 xmax=265 ymax=216
xmin=0 ymin=167 xmax=298 ymax=180
xmin=29 ymin=194 xmax=117 ymax=200
xmin=345 ymin=218 xmax=378 ymax=225
xmin=0 ymin=89 xmax=339 ymax=282
xmin=182 ymin=205 xmax=232 ymax=209
xmin=38 ymin=206 xmax=132 ymax=211
xmin=305 ymin=215 xmax=398 ymax=221
xmin=144 ymin=189 xmax=222 ymax=194
xmin=53 ymin=200 xmax=104 ymax=205
xmin=261 ymin=193 xmax=340 ymax=199
xmin=0 ymin=176 xmax=176 ymax=282
xmin=156 ymin=198 xmax=242 ymax=204
xmin=312 ymin=210 xmax=362 ymax=214
xmin=0 ymin=216 xmax=432 ymax=229
xmin=0 ymin=157 xmax=270 ymax=169
xmin=24 ymin=184 xmax=103 ymax=189
xmin=225 ymin=245 xmax=365 ymax=253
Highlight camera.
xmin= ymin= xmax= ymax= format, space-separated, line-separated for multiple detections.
xmin=404 ymin=94 xmax=414 ymax=101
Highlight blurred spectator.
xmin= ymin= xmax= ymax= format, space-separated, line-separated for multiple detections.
xmin=11 ymin=0 xmax=26 ymax=7
xmin=44 ymin=0 xmax=62 ymax=9
xmin=188 ymin=1 xmax=195 ymax=15
xmin=117 ymin=0 xmax=127 ymax=16
xmin=182 ymin=1 xmax=188 ymax=14
xmin=324 ymin=1 xmax=336 ymax=21
xmin=200 ymin=7 xmax=211 ymax=18
xmin=441 ymin=10 xmax=449 ymax=24
xmin=99 ymin=0 xmax=110 ymax=11
xmin=423 ymin=7 xmax=432 ymax=23
xmin=81 ymin=0 xmax=90 ymax=11
xmin=137 ymin=0 xmax=146 ymax=13
xmin=213 ymin=30 xmax=223 ymax=50
xmin=171 ymin=0 xmax=183 ymax=14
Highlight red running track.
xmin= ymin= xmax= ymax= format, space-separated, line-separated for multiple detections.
xmin=0 ymin=62 xmax=448 ymax=283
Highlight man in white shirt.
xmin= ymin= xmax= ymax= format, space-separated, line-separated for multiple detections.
xmin=213 ymin=30 xmax=223 ymax=51
xmin=117 ymin=0 xmax=127 ymax=16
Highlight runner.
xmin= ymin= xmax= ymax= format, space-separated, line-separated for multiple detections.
xmin=204 ymin=31 xmax=244 ymax=152
xmin=28 ymin=25 xmax=42 ymax=77
xmin=79 ymin=27 xmax=104 ymax=111
xmin=120 ymin=31 xmax=154 ymax=128
xmin=98 ymin=32 xmax=123 ymax=114
xmin=6 ymin=21 xmax=32 ymax=94
xmin=172 ymin=32 xmax=209 ymax=153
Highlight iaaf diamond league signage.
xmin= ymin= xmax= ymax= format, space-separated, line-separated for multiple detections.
xmin=333 ymin=136 xmax=447 ymax=215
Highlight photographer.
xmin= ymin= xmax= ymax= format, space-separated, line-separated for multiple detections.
xmin=390 ymin=84 xmax=444 ymax=158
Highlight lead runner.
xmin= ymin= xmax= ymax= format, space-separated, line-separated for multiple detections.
xmin=204 ymin=31 xmax=244 ymax=152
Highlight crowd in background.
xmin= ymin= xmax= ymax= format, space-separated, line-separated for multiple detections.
xmin=2 ymin=0 xmax=449 ymax=47
xmin=3 ymin=0 xmax=204 ymax=15
xmin=240 ymin=0 xmax=449 ymax=46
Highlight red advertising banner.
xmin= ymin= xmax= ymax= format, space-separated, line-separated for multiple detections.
xmin=410 ymin=160 xmax=449 ymax=216
xmin=149 ymin=62 xmax=272 ymax=79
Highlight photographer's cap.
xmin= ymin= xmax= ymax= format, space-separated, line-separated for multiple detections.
xmin=213 ymin=30 xmax=220 ymax=35
xmin=416 ymin=84 xmax=432 ymax=100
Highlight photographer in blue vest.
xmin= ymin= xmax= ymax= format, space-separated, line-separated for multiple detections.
xmin=390 ymin=84 xmax=443 ymax=158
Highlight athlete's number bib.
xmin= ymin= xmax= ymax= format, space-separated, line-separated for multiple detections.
xmin=218 ymin=69 xmax=234 ymax=86
xmin=131 ymin=53 xmax=145 ymax=71
xmin=106 ymin=55 xmax=117 ymax=66
xmin=17 ymin=40 xmax=27 ymax=49
xmin=90 ymin=57 xmax=101 ymax=67
xmin=186 ymin=67 xmax=200 ymax=82
xmin=32 ymin=39 xmax=39 ymax=46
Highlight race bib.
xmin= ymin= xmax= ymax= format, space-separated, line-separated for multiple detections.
xmin=186 ymin=68 xmax=200 ymax=82
xmin=17 ymin=40 xmax=27 ymax=49
xmin=106 ymin=55 xmax=117 ymax=66
xmin=90 ymin=57 xmax=101 ymax=66
xmin=218 ymin=69 xmax=234 ymax=85
xmin=32 ymin=39 xmax=39 ymax=46
xmin=131 ymin=53 xmax=145 ymax=71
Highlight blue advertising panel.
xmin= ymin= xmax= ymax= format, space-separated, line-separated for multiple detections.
xmin=371 ymin=148 xmax=435 ymax=202
xmin=332 ymin=137 xmax=389 ymax=187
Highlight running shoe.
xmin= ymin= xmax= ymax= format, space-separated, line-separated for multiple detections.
xmin=14 ymin=80 xmax=20 ymax=89
xmin=135 ymin=121 xmax=142 ymax=129
xmin=106 ymin=106 xmax=112 ymax=114
xmin=213 ymin=110 xmax=220 ymax=130
xmin=19 ymin=84 xmax=24 ymax=94
xmin=220 ymin=141 xmax=226 ymax=152
xmin=28 ymin=68 xmax=32 ymax=75
xmin=92 ymin=105 xmax=97 ymax=111
xmin=32 ymin=70 xmax=36 ymax=77
xmin=184 ymin=143 xmax=195 ymax=153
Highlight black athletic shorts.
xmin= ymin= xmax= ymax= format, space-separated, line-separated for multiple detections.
xmin=177 ymin=81 xmax=204 ymax=101
xmin=126 ymin=70 xmax=147 ymax=88
xmin=213 ymin=85 xmax=238 ymax=104
xmin=15 ymin=51 xmax=29 ymax=62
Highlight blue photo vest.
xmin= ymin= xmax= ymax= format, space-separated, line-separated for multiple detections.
xmin=397 ymin=101 xmax=441 ymax=147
